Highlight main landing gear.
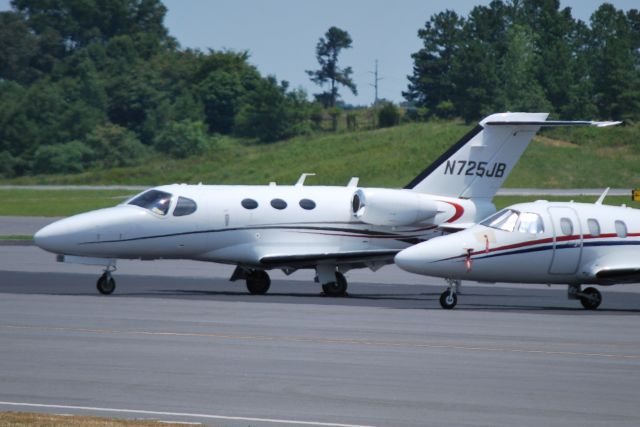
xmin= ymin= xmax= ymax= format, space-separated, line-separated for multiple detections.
xmin=439 ymin=278 xmax=461 ymax=309
xmin=316 ymin=264 xmax=348 ymax=297
xmin=322 ymin=272 xmax=348 ymax=297
xmin=246 ymin=270 xmax=271 ymax=295
xmin=96 ymin=267 xmax=116 ymax=295
xmin=568 ymin=284 xmax=602 ymax=310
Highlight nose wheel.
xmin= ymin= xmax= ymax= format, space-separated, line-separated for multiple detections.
xmin=439 ymin=279 xmax=461 ymax=309
xmin=96 ymin=272 xmax=116 ymax=295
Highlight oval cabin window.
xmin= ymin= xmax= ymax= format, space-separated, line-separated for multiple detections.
xmin=615 ymin=220 xmax=627 ymax=238
xmin=270 ymin=198 xmax=287 ymax=210
xmin=241 ymin=198 xmax=258 ymax=210
xmin=587 ymin=218 xmax=600 ymax=237
xmin=299 ymin=199 xmax=316 ymax=210
xmin=560 ymin=218 xmax=573 ymax=236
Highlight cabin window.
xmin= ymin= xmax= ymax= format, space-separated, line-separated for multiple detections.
xmin=517 ymin=212 xmax=544 ymax=234
xmin=271 ymin=198 xmax=287 ymax=210
xmin=588 ymin=219 xmax=600 ymax=237
xmin=128 ymin=190 xmax=172 ymax=216
xmin=481 ymin=209 xmax=520 ymax=232
xmin=173 ymin=197 xmax=197 ymax=217
xmin=560 ymin=218 xmax=573 ymax=236
xmin=615 ymin=220 xmax=627 ymax=238
xmin=241 ymin=198 xmax=258 ymax=210
xmin=299 ymin=199 xmax=316 ymax=210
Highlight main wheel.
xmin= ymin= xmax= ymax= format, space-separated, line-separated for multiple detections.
xmin=439 ymin=290 xmax=457 ymax=309
xmin=322 ymin=272 xmax=348 ymax=297
xmin=246 ymin=270 xmax=271 ymax=295
xmin=96 ymin=274 xmax=116 ymax=295
xmin=580 ymin=287 xmax=602 ymax=310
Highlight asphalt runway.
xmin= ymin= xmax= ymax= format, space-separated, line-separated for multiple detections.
xmin=1 ymin=248 xmax=640 ymax=426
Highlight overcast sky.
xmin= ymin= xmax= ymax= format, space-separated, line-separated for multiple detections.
xmin=1 ymin=1 xmax=637 ymax=105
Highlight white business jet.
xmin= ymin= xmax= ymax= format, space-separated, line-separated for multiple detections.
xmin=34 ymin=113 xmax=616 ymax=296
xmin=395 ymin=192 xmax=637 ymax=310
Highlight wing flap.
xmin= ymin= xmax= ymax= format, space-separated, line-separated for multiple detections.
xmin=260 ymin=249 xmax=399 ymax=267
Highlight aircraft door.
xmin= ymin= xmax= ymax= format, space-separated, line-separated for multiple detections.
xmin=548 ymin=207 xmax=582 ymax=274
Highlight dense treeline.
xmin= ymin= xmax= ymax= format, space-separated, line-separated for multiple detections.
xmin=404 ymin=0 xmax=640 ymax=122
xmin=2 ymin=0 xmax=640 ymax=179
xmin=0 ymin=0 xmax=314 ymax=177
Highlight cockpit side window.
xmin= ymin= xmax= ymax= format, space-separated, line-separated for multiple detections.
xmin=128 ymin=190 xmax=172 ymax=216
xmin=517 ymin=212 xmax=544 ymax=234
xmin=481 ymin=209 xmax=520 ymax=232
xmin=173 ymin=196 xmax=197 ymax=217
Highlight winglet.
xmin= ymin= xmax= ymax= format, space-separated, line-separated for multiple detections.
xmin=595 ymin=187 xmax=610 ymax=205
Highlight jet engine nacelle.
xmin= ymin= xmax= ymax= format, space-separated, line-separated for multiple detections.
xmin=351 ymin=188 xmax=439 ymax=226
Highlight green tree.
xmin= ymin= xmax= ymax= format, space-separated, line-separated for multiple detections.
xmin=588 ymin=4 xmax=640 ymax=121
xmin=32 ymin=140 xmax=95 ymax=174
xmin=154 ymin=120 xmax=209 ymax=158
xmin=235 ymin=78 xmax=311 ymax=143
xmin=496 ymin=24 xmax=551 ymax=112
xmin=306 ymin=27 xmax=357 ymax=108
xmin=84 ymin=124 xmax=147 ymax=168
xmin=404 ymin=11 xmax=464 ymax=116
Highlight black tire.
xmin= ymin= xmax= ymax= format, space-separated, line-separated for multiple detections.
xmin=439 ymin=290 xmax=457 ymax=309
xmin=580 ymin=287 xmax=602 ymax=310
xmin=322 ymin=272 xmax=348 ymax=297
xmin=246 ymin=270 xmax=271 ymax=295
xmin=96 ymin=274 xmax=116 ymax=295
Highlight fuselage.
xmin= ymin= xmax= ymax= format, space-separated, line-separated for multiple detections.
xmin=34 ymin=183 xmax=491 ymax=270
xmin=395 ymin=201 xmax=640 ymax=285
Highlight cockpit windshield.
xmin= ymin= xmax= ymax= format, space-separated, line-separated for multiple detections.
xmin=128 ymin=190 xmax=172 ymax=216
xmin=482 ymin=209 xmax=520 ymax=231
xmin=481 ymin=209 xmax=544 ymax=234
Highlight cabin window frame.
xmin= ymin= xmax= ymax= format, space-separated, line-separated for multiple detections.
xmin=615 ymin=220 xmax=628 ymax=238
xmin=587 ymin=218 xmax=601 ymax=237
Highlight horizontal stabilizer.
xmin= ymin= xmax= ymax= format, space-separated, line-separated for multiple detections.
xmin=484 ymin=120 xmax=622 ymax=127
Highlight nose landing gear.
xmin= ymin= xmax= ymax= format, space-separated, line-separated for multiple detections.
xmin=439 ymin=278 xmax=461 ymax=309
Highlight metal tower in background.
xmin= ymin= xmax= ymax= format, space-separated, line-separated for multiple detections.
xmin=369 ymin=59 xmax=383 ymax=104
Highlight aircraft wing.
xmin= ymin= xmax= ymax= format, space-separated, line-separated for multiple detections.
xmin=259 ymin=249 xmax=399 ymax=268
xmin=586 ymin=252 xmax=640 ymax=284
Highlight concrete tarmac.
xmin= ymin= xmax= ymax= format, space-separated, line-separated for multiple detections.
xmin=1 ymin=248 xmax=640 ymax=427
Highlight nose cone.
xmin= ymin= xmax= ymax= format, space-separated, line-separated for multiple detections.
xmin=34 ymin=206 xmax=144 ymax=255
xmin=34 ymin=216 xmax=87 ymax=254
xmin=395 ymin=242 xmax=438 ymax=275
xmin=396 ymin=233 xmax=472 ymax=277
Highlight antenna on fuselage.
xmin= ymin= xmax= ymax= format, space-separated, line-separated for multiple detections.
xmin=295 ymin=173 xmax=316 ymax=187
xmin=347 ymin=177 xmax=359 ymax=187
xmin=595 ymin=187 xmax=610 ymax=205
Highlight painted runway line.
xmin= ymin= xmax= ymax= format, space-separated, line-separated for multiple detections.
xmin=0 ymin=401 xmax=376 ymax=427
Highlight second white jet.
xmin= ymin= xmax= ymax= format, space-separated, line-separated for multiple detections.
xmin=395 ymin=192 xmax=639 ymax=310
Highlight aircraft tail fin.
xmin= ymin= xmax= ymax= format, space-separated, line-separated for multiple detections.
xmin=405 ymin=112 xmax=620 ymax=199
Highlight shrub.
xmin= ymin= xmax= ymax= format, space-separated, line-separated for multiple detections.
xmin=378 ymin=102 xmax=400 ymax=128
xmin=154 ymin=119 xmax=208 ymax=158
xmin=32 ymin=141 xmax=95 ymax=174
xmin=85 ymin=124 xmax=147 ymax=167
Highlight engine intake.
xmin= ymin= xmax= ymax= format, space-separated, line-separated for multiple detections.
xmin=351 ymin=188 xmax=439 ymax=226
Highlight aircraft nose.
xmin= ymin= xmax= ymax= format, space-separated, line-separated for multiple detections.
xmin=395 ymin=243 xmax=435 ymax=274
xmin=34 ymin=220 xmax=77 ymax=254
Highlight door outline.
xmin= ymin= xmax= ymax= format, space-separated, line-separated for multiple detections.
xmin=548 ymin=206 xmax=583 ymax=275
